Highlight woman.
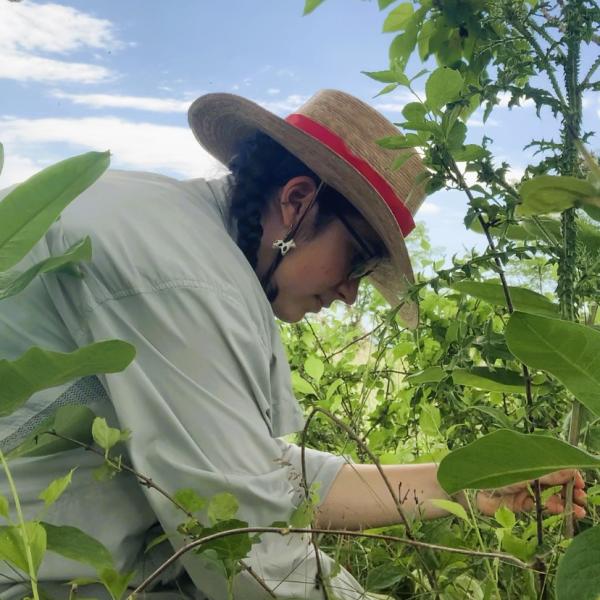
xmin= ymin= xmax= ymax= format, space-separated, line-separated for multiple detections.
xmin=0 ymin=90 xmax=586 ymax=599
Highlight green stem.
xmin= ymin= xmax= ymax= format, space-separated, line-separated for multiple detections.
xmin=0 ymin=450 xmax=40 ymax=600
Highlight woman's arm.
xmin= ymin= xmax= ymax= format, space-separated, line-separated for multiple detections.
xmin=315 ymin=462 xmax=587 ymax=530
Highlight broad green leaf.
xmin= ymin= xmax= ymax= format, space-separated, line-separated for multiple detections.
xmin=0 ymin=237 xmax=91 ymax=301
xmin=556 ymin=524 xmax=600 ymax=600
xmin=425 ymin=67 xmax=463 ymax=112
xmin=378 ymin=0 xmax=397 ymax=8
xmin=38 ymin=468 xmax=76 ymax=507
xmin=506 ymin=311 xmax=600 ymax=416
xmin=99 ymin=568 xmax=135 ymax=600
xmin=495 ymin=505 xmax=515 ymax=529
xmin=42 ymin=522 xmax=113 ymax=571
xmin=325 ymin=378 xmax=344 ymax=402
xmin=7 ymin=404 xmax=96 ymax=460
xmin=402 ymin=101 xmax=427 ymax=122
xmin=407 ymin=366 xmax=445 ymax=384
xmin=0 ymin=151 xmax=109 ymax=271
xmin=518 ymin=175 xmax=599 ymax=217
xmin=290 ymin=498 xmax=314 ymax=527
xmin=291 ymin=371 xmax=317 ymax=396
xmin=0 ymin=523 xmax=46 ymax=574
xmin=303 ymin=0 xmax=326 ymax=15
xmin=0 ymin=341 xmax=136 ymax=416
xmin=389 ymin=28 xmax=418 ymax=69
xmin=361 ymin=70 xmax=398 ymax=83
xmin=469 ymin=405 xmax=512 ymax=429
xmin=207 ymin=492 xmax=239 ymax=524
xmin=430 ymin=499 xmax=469 ymax=522
xmin=452 ymin=144 xmax=488 ymax=161
xmin=374 ymin=82 xmax=400 ymax=97
xmin=449 ymin=281 xmax=559 ymax=317
xmin=304 ymin=355 xmax=324 ymax=384
xmin=0 ymin=495 xmax=8 ymax=519
xmin=366 ymin=563 xmax=403 ymax=591
xmin=195 ymin=518 xmax=254 ymax=568
xmin=92 ymin=418 xmax=123 ymax=453
xmin=174 ymin=488 xmax=206 ymax=513
xmin=438 ymin=429 xmax=600 ymax=494
xmin=419 ymin=403 xmax=441 ymax=436
xmin=451 ymin=367 xmax=525 ymax=393
xmin=382 ymin=3 xmax=413 ymax=32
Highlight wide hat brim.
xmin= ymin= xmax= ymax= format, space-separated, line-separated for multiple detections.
xmin=188 ymin=91 xmax=426 ymax=328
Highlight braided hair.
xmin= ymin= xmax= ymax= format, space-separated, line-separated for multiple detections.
xmin=227 ymin=130 xmax=362 ymax=272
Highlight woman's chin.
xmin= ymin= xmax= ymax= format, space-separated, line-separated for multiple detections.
xmin=272 ymin=298 xmax=311 ymax=323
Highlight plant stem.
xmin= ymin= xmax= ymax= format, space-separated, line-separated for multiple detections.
xmin=0 ymin=450 xmax=40 ymax=600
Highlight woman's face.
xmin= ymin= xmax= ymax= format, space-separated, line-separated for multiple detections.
xmin=258 ymin=177 xmax=381 ymax=323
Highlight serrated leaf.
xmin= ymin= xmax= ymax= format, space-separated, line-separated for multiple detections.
xmin=92 ymin=418 xmax=123 ymax=453
xmin=425 ymin=67 xmax=464 ymax=112
xmin=382 ymin=2 xmax=413 ymax=32
xmin=495 ymin=505 xmax=516 ymax=529
xmin=451 ymin=367 xmax=525 ymax=393
xmin=518 ymin=175 xmax=599 ymax=217
xmin=38 ymin=468 xmax=76 ymax=507
xmin=556 ymin=524 xmax=600 ymax=600
xmin=506 ymin=311 xmax=600 ymax=417
xmin=0 ymin=341 xmax=136 ymax=417
xmin=0 ymin=151 xmax=109 ymax=271
xmin=0 ymin=237 xmax=91 ymax=301
xmin=430 ymin=499 xmax=469 ymax=522
xmin=438 ymin=429 xmax=600 ymax=494
xmin=304 ymin=355 xmax=324 ymax=384
xmin=42 ymin=522 xmax=114 ymax=571
xmin=174 ymin=488 xmax=206 ymax=513
xmin=449 ymin=281 xmax=558 ymax=317
xmin=207 ymin=492 xmax=239 ymax=524
xmin=7 ymin=404 xmax=96 ymax=460
xmin=290 ymin=498 xmax=314 ymax=528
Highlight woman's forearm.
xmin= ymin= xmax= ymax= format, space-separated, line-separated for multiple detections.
xmin=314 ymin=462 xmax=463 ymax=530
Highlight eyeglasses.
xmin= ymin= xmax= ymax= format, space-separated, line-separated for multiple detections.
xmin=334 ymin=210 xmax=383 ymax=281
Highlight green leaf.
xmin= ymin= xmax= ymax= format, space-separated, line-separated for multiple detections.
xmin=304 ymin=355 xmax=324 ymax=384
xmin=303 ymin=0 xmax=326 ymax=15
xmin=374 ymin=82 xmax=399 ymax=97
xmin=0 ymin=151 xmax=109 ymax=272
xmin=38 ymin=468 xmax=76 ymax=507
xmin=99 ymin=568 xmax=135 ymax=600
xmin=291 ymin=371 xmax=317 ymax=396
xmin=452 ymin=144 xmax=488 ymax=161
xmin=382 ymin=3 xmax=413 ymax=32
xmin=449 ymin=281 xmax=559 ymax=317
xmin=407 ymin=366 xmax=445 ymax=384
xmin=366 ymin=563 xmax=403 ymax=591
xmin=495 ymin=505 xmax=516 ymax=529
xmin=0 ymin=495 xmax=8 ymax=520
xmin=194 ymin=518 xmax=254 ymax=568
xmin=556 ymin=524 xmax=600 ymax=600
xmin=430 ymin=499 xmax=469 ymax=522
xmin=0 ymin=523 xmax=46 ymax=574
xmin=389 ymin=27 xmax=418 ymax=69
xmin=0 ymin=237 xmax=92 ymax=301
xmin=174 ymin=488 xmax=206 ymax=513
xmin=92 ymin=418 xmax=123 ymax=453
xmin=290 ymin=498 xmax=314 ymax=528
xmin=378 ymin=0 xmax=398 ymax=9
xmin=419 ymin=403 xmax=441 ymax=436
xmin=469 ymin=405 xmax=513 ymax=429
xmin=425 ymin=67 xmax=464 ymax=112
xmin=377 ymin=134 xmax=420 ymax=149
xmin=402 ymin=101 xmax=427 ymax=122
xmin=518 ymin=175 xmax=599 ymax=217
xmin=438 ymin=429 xmax=600 ymax=494
xmin=0 ymin=341 xmax=136 ymax=417
xmin=362 ymin=69 xmax=398 ymax=83
xmin=506 ymin=311 xmax=600 ymax=417
xmin=7 ymin=404 xmax=96 ymax=460
xmin=42 ymin=522 xmax=114 ymax=571
xmin=451 ymin=367 xmax=525 ymax=393
xmin=207 ymin=492 xmax=239 ymax=524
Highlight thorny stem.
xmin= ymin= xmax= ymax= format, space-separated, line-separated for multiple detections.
xmin=127 ymin=525 xmax=534 ymax=597
xmin=300 ymin=406 xmax=440 ymax=597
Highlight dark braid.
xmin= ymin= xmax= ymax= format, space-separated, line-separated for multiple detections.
xmin=228 ymin=131 xmax=366 ymax=274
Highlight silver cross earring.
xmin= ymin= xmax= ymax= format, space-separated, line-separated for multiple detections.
xmin=272 ymin=238 xmax=296 ymax=255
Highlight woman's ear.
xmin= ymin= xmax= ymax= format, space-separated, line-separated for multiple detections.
xmin=277 ymin=176 xmax=319 ymax=229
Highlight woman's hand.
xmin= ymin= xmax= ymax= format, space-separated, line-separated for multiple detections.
xmin=474 ymin=469 xmax=587 ymax=518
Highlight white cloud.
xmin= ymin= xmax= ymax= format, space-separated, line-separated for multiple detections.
xmin=0 ymin=151 xmax=45 ymax=187
xmin=0 ymin=116 xmax=227 ymax=182
xmin=256 ymin=94 xmax=308 ymax=115
xmin=419 ymin=201 xmax=441 ymax=215
xmin=0 ymin=1 xmax=120 ymax=83
xmin=50 ymin=90 xmax=191 ymax=113
xmin=373 ymin=102 xmax=408 ymax=113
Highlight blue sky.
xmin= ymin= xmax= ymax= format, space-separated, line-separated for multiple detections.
xmin=0 ymin=0 xmax=598 ymax=258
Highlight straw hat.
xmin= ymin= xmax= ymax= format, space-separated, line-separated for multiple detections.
xmin=188 ymin=89 xmax=427 ymax=328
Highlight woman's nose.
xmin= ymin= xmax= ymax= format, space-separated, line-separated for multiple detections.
xmin=336 ymin=277 xmax=360 ymax=306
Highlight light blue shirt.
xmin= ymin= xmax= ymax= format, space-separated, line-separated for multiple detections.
xmin=0 ymin=170 xmax=372 ymax=599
